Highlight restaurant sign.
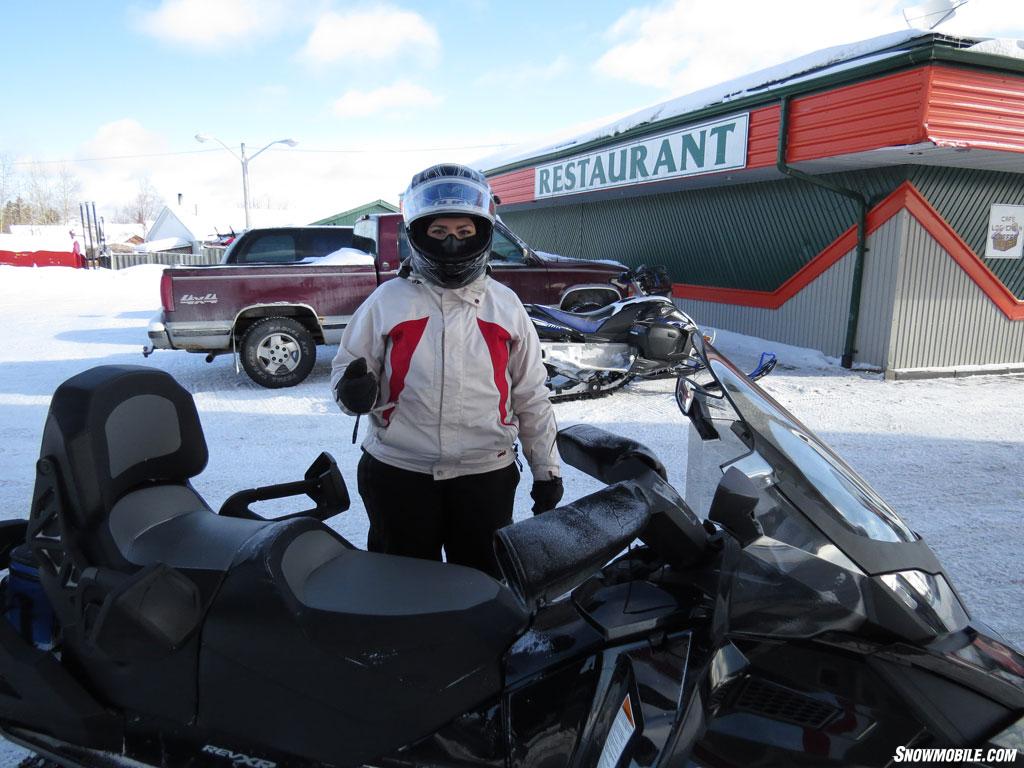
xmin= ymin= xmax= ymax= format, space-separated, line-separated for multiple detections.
xmin=534 ymin=113 xmax=749 ymax=199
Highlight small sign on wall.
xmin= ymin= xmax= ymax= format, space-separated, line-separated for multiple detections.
xmin=985 ymin=204 xmax=1024 ymax=260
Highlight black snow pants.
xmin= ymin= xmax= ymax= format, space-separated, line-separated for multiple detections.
xmin=356 ymin=451 xmax=520 ymax=578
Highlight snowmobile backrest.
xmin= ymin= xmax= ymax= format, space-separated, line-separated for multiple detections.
xmin=557 ymin=425 xmax=667 ymax=484
xmin=33 ymin=365 xmax=208 ymax=532
xmin=494 ymin=481 xmax=651 ymax=611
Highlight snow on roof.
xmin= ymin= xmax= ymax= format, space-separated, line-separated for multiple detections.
xmin=968 ymin=38 xmax=1024 ymax=59
xmin=148 ymin=204 xmax=323 ymax=243
xmin=476 ymin=30 xmax=994 ymax=173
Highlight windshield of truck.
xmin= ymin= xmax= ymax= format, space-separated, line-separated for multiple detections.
xmin=308 ymin=229 xmax=352 ymax=257
xmin=490 ymin=229 xmax=527 ymax=264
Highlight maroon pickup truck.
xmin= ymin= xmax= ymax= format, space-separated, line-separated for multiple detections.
xmin=146 ymin=213 xmax=626 ymax=388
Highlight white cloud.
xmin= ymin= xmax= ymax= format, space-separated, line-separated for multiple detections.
xmin=597 ymin=1 xmax=917 ymax=93
xmin=332 ymin=81 xmax=437 ymax=118
xmin=301 ymin=6 xmax=440 ymax=65
xmin=936 ymin=0 xmax=1024 ymax=38
xmin=134 ymin=0 xmax=289 ymax=47
xmin=594 ymin=0 xmax=1024 ymax=96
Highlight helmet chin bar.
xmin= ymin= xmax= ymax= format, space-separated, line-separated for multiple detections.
xmin=407 ymin=219 xmax=494 ymax=288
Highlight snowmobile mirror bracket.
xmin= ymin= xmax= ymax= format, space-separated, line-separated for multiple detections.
xmin=707 ymin=467 xmax=763 ymax=548
xmin=219 ymin=452 xmax=349 ymax=522
xmin=675 ymin=378 xmax=720 ymax=441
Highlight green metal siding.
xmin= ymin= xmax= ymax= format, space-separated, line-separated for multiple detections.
xmin=503 ymin=169 xmax=905 ymax=290
xmin=909 ymin=167 xmax=1024 ymax=298
xmin=502 ymin=166 xmax=1024 ymax=300
xmin=313 ymin=200 xmax=399 ymax=227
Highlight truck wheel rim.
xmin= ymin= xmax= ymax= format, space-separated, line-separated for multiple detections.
xmin=256 ymin=332 xmax=301 ymax=374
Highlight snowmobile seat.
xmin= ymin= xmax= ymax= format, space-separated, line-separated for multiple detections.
xmin=197 ymin=525 xmax=530 ymax=765
xmin=27 ymin=365 xmax=529 ymax=762
xmin=29 ymin=365 xmax=272 ymax=582
xmin=25 ymin=365 xmax=289 ymax=722
xmin=532 ymin=302 xmax=619 ymax=334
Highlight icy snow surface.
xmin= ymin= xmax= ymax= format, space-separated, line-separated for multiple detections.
xmin=0 ymin=265 xmax=1022 ymax=761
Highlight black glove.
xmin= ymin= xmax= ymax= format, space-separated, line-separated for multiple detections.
xmin=335 ymin=357 xmax=378 ymax=414
xmin=531 ymin=477 xmax=564 ymax=515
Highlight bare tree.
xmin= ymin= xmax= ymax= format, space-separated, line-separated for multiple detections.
xmin=0 ymin=153 xmax=17 ymax=232
xmin=127 ymin=176 xmax=162 ymax=229
xmin=55 ymin=164 xmax=82 ymax=225
xmin=24 ymin=163 xmax=60 ymax=225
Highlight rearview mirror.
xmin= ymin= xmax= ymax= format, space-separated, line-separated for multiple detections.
xmin=675 ymin=378 xmax=720 ymax=441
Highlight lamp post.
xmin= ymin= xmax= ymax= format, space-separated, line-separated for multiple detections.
xmin=194 ymin=134 xmax=298 ymax=230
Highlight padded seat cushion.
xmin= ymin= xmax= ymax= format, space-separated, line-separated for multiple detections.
xmin=533 ymin=302 xmax=618 ymax=334
xmin=282 ymin=529 xmax=507 ymax=616
xmin=109 ymin=485 xmax=270 ymax=571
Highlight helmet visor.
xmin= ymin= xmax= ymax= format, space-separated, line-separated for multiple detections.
xmin=402 ymin=177 xmax=496 ymax=226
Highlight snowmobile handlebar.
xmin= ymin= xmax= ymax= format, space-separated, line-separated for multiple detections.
xmin=493 ymin=426 xmax=710 ymax=611
xmin=494 ymin=481 xmax=651 ymax=611
xmin=556 ymin=424 xmax=667 ymax=484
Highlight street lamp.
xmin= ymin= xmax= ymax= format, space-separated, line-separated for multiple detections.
xmin=194 ymin=133 xmax=298 ymax=230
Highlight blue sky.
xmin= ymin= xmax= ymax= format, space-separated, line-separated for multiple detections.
xmin=2 ymin=0 xmax=1022 ymax=223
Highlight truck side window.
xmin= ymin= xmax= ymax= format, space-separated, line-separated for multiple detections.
xmin=308 ymin=229 xmax=353 ymax=259
xmin=490 ymin=230 xmax=526 ymax=264
xmin=239 ymin=234 xmax=298 ymax=264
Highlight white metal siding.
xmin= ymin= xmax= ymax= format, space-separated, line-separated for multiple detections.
xmin=889 ymin=216 xmax=1024 ymax=370
xmin=854 ymin=213 xmax=904 ymax=368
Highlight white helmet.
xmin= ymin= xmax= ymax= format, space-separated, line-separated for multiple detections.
xmin=402 ymin=164 xmax=496 ymax=288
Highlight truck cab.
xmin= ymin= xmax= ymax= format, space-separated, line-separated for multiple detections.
xmin=355 ymin=213 xmax=625 ymax=310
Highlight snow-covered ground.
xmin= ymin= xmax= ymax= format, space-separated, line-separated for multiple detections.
xmin=0 ymin=264 xmax=1022 ymax=763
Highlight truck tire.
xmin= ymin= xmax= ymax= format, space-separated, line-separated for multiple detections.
xmin=240 ymin=317 xmax=316 ymax=388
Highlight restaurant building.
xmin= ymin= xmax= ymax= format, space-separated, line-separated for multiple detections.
xmin=479 ymin=32 xmax=1024 ymax=377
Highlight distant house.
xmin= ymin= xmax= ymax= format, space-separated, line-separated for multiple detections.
xmin=143 ymin=205 xmax=226 ymax=254
xmin=312 ymin=199 xmax=399 ymax=226
xmin=144 ymin=203 xmax=321 ymax=254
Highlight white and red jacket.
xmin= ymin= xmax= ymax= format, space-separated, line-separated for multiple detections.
xmin=330 ymin=272 xmax=561 ymax=481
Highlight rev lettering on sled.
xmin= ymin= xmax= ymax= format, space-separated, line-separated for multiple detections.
xmin=202 ymin=745 xmax=277 ymax=768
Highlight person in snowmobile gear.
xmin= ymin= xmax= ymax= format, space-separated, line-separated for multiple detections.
xmin=331 ymin=163 xmax=563 ymax=577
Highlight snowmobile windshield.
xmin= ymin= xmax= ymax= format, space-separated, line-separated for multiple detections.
xmin=679 ymin=339 xmax=973 ymax=641
xmin=691 ymin=339 xmax=915 ymax=545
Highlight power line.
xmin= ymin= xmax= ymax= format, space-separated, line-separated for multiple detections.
xmin=288 ymin=143 xmax=512 ymax=154
xmin=11 ymin=148 xmax=226 ymax=166
xmin=9 ymin=142 xmax=516 ymax=167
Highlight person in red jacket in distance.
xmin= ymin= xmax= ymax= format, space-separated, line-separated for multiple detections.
xmin=331 ymin=164 xmax=563 ymax=578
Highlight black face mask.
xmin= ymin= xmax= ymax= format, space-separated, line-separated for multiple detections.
xmin=438 ymin=234 xmax=471 ymax=259
xmin=421 ymin=230 xmax=489 ymax=263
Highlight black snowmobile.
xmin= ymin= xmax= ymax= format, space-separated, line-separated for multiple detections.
xmin=526 ymin=265 xmax=775 ymax=400
xmin=1 ymin=338 xmax=1023 ymax=768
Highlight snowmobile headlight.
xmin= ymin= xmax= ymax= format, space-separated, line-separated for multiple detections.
xmin=879 ymin=570 xmax=969 ymax=634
